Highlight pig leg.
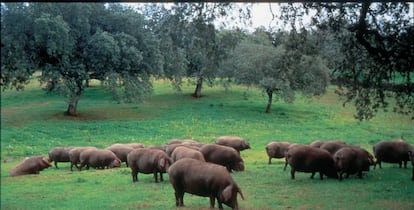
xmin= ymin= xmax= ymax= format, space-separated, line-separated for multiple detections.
xmin=159 ymin=172 xmax=164 ymax=182
xmin=290 ymin=168 xmax=295 ymax=179
xmin=153 ymin=171 xmax=158 ymax=182
xmin=131 ymin=170 xmax=138 ymax=182
xmin=174 ymin=191 xmax=184 ymax=206
xmin=209 ymin=196 xmax=216 ymax=208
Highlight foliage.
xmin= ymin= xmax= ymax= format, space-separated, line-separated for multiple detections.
xmin=1 ymin=3 xmax=161 ymax=115
xmin=1 ymin=80 xmax=414 ymax=209
xmin=2 ymin=2 xmax=413 ymax=120
xmin=142 ymin=3 xmax=251 ymax=97
xmin=222 ymin=28 xmax=330 ymax=113
xmin=277 ymin=2 xmax=414 ymax=120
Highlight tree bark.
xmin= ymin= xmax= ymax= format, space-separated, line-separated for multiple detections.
xmin=265 ymin=88 xmax=273 ymax=113
xmin=65 ymin=82 xmax=84 ymax=116
xmin=193 ymin=77 xmax=203 ymax=98
xmin=65 ymin=92 xmax=82 ymax=116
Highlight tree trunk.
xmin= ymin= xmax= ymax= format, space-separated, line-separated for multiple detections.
xmin=193 ymin=77 xmax=203 ymax=98
xmin=65 ymin=94 xmax=81 ymax=116
xmin=265 ymin=88 xmax=273 ymax=113
xmin=65 ymin=87 xmax=83 ymax=116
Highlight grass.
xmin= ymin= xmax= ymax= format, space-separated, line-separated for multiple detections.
xmin=1 ymin=79 xmax=413 ymax=209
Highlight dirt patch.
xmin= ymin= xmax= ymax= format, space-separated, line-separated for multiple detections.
xmin=378 ymin=200 xmax=414 ymax=209
xmin=49 ymin=107 xmax=155 ymax=122
xmin=1 ymin=102 xmax=50 ymax=117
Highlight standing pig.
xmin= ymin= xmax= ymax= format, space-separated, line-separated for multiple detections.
xmin=10 ymin=156 xmax=52 ymax=177
xmin=319 ymin=141 xmax=348 ymax=155
xmin=309 ymin=140 xmax=346 ymax=148
xmin=168 ymin=158 xmax=245 ymax=210
xmin=105 ymin=144 xmax=135 ymax=167
xmin=265 ymin=141 xmax=291 ymax=164
xmin=408 ymin=150 xmax=414 ymax=181
xmin=171 ymin=146 xmax=205 ymax=162
xmin=165 ymin=143 xmax=201 ymax=157
xmin=78 ymin=148 xmax=121 ymax=171
xmin=48 ymin=146 xmax=74 ymax=168
xmin=167 ymin=139 xmax=200 ymax=145
xmin=127 ymin=148 xmax=172 ymax=183
xmin=124 ymin=143 xmax=145 ymax=149
xmin=68 ymin=146 xmax=98 ymax=171
xmin=285 ymin=144 xmax=338 ymax=180
xmin=215 ymin=136 xmax=251 ymax=153
xmin=373 ymin=139 xmax=413 ymax=169
xmin=200 ymin=144 xmax=245 ymax=172
xmin=334 ymin=146 xmax=374 ymax=180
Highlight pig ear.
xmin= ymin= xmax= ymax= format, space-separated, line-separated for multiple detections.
xmin=221 ymin=185 xmax=232 ymax=202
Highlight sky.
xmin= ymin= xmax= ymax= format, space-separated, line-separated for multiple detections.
xmin=249 ymin=3 xmax=277 ymax=29
xmin=125 ymin=2 xmax=278 ymax=31
xmin=126 ymin=2 xmax=414 ymax=32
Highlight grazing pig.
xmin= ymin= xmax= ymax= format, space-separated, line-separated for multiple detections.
xmin=334 ymin=146 xmax=374 ymax=180
xmin=78 ymin=149 xmax=121 ymax=171
xmin=283 ymin=143 xmax=301 ymax=171
xmin=10 ymin=156 xmax=52 ymax=177
xmin=171 ymin=146 xmax=205 ymax=162
xmin=285 ymin=144 xmax=338 ymax=180
xmin=68 ymin=146 xmax=98 ymax=171
xmin=309 ymin=140 xmax=346 ymax=148
xmin=127 ymin=148 xmax=172 ymax=183
xmin=146 ymin=145 xmax=166 ymax=151
xmin=215 ymin=136 xmax=251 ymax=153
xmin=167 ymin=139 xmax=200 ymax=145
xmin=165 ymin=143 xmax=200 ymax=157
xmin=168 ymin=158 xmax=245 ymax=209
xmin=408 ymin=151 xmax=414 ymax=181
xmin=200 ymin=144 xmax=245 ymax=172
xmin=123 ymin=143 xmax=145 ymax=149
xmin=373 ymin=139 xmax=413 ymax=169
xmin=48 ymin=146 xmax=74 ymax=168
xmin=266 ymin=141 xmax=291 ymax=164
xmin=105 ymin=144 xmax=135 ymax=167
xmin=319 ymin=141 xmax=348 ymax=155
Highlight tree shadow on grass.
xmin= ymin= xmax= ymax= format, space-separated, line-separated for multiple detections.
xmin=49 ymin=107 xmax=156 ymax=122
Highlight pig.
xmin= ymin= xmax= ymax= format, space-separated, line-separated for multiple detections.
xmin=266 ymin=141 xmax=291 ymax=164
xmin=78 ymin=148 xmax=121 ymax=171
xmin=334 ymin=146 xmax=375 ymax=180
xmin=9 ymin=156 xmax=51 ymax=177
xmin=68 ymin=146 xmax=98 ymax=171
xmin=373 ymin=139 xmax=413 ymax=169
xmin=105 ymin=144 xmax=135 ymax=167
xmin=168 ymin=158 xmax=244 ymax=209
xmin=215 ymin=136 xmax=251 ymax=153
xmin=48 ymin=146 xmax=74 ymax=168
xmin=200 ymin=144 xmax=245 ymax=172
xmin=127 ymin=148 xmax=172 ymax=182
xmin=171 ymin=146 xmax=205 ymax=162
xmin=285 ymin=144 xmax=338 ymax=180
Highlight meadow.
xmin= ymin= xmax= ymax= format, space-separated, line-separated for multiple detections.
xmin=1 ymin=79 xmax=413 ymax=210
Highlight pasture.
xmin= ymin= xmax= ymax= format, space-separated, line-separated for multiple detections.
xmin=1 ymin=79 xmax=413 ymax=209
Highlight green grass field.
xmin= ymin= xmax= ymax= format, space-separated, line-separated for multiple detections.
xmin=1 ymin=79 xmax=413 ymax=209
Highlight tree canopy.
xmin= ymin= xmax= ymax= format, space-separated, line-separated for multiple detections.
xmin=1 ymin=2 xmax=412 ymax=120
xmin=221 ymin=29 xmax=329 ymax=113
xmin=1 ymin=3 xmax=162 ymax=115
xmin=276 ymin=2 xmax=414 ymax=120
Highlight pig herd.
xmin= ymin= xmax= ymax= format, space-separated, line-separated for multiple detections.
xmin=8 ymin=136 xmax=414 ymax=209
xmin=266 ymin=138 xmax=414 ymax=181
